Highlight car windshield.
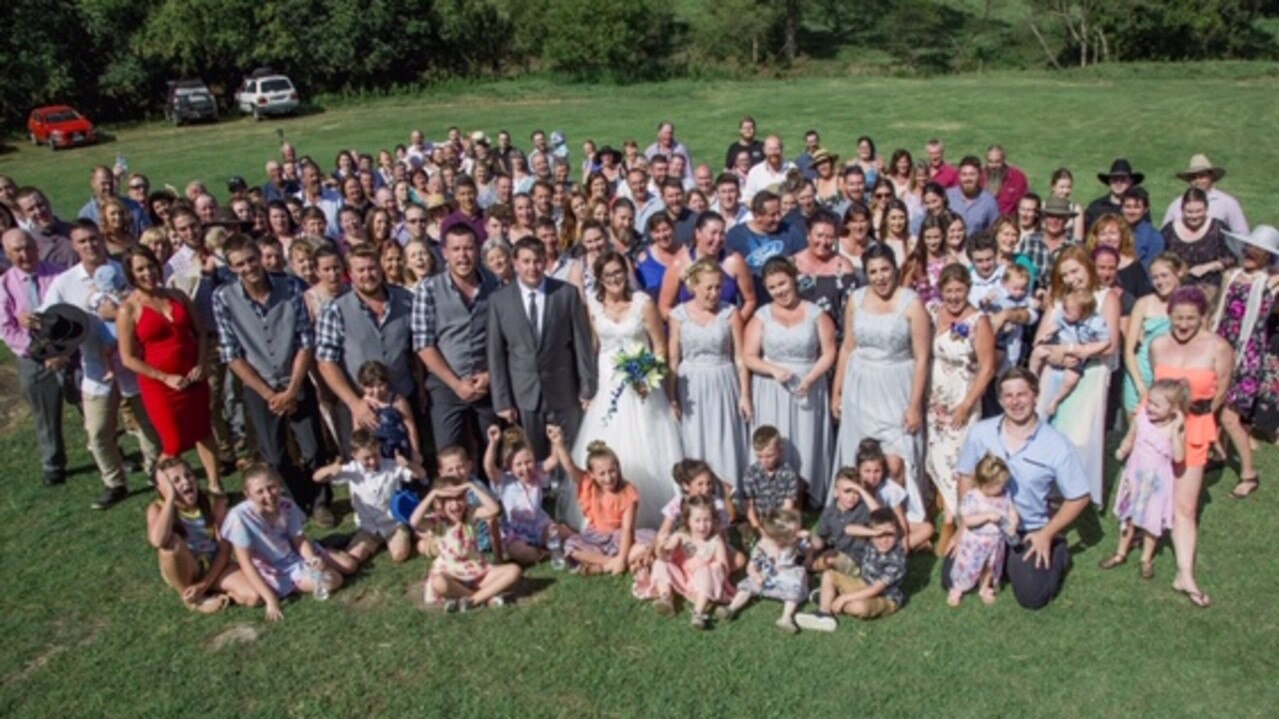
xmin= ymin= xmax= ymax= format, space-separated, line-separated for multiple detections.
xmin=175 ymin=86 xmax=210 ymax=96
xmin=261 ymin=79 xmax=292 ymax=92
xmin=47 ymin=111 xmax=81 ymax=123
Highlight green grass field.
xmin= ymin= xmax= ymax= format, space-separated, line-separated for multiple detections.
xmin=3 ymin=65 xmax=1279 ymax=717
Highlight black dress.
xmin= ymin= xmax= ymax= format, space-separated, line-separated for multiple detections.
xmin=1161 ymin=218 xmax=1235 ymax=304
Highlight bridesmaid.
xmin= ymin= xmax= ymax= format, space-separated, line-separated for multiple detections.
xmin=1148 ymin=286 xmax=1233 ymax=608
xmin=117 ymin=247 xmax=222 ymax=493
xmin=668 ymin=258 xmax=752 ymax=488
xmin=1032 ymin=246 xmax=1121 ymax=508
xmin=926 ymin=264 xmax=995 ymax=554
xmin=1122 ymin=253 xmax=1184 ymax=422
xmin=634 ymin=214 xmax=679 ymax=299
xmin=742 ymin=258 xmax=837 ymax=506
xmin=831 ymin=244 xmax=931 ymax=526
xmin=658 ymin=212 xmax=757 ymax=322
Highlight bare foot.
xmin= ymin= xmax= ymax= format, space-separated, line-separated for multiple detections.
xmin=189 ymin=594 xmax=229 ymax=615
xmin=979 ymin=587 xmax=997 ymax=605
xmin=947 ymin=589 xmax=962 ymax=607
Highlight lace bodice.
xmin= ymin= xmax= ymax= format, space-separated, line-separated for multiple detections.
xmin=759 ymin=303 xmax=822 ymax=366
xmin=590 ymin=293 xmax=651 ymax=356
xmin=673 ymin=303 xmax=734 ymax=368
xmin=852 ymin=287 xmax=916 ymax=364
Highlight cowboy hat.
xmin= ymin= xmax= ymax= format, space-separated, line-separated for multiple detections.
xmin=29 ymin=304 xmax=91 ymax=362
xmin=1042 ymin=196 xmax=1076 ymax=218
xmin=1176 ymin=154 xmax=1226 ymax=183
xmin=810 ymin=148 xmax=839 ymax=167
xmin=1097 ymin=158 xmax=1145 ymax=186
xmin=1225 ymin=225 xmax=1279 ymax=260
xmin=424 ymin=193 xmax=449 ymax=211
xmin=595 ymin=145 xmax=623 ymax=164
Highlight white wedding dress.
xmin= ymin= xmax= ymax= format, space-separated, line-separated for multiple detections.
xmin=561 ymin=293 xmax=683 ymax=530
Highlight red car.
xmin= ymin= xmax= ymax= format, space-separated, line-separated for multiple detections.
xmin=28 ymin=105 xmax=97 ymax=150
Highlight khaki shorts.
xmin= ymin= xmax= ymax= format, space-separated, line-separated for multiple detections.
xmin=828 ymin=556 xmax=898 ymax=619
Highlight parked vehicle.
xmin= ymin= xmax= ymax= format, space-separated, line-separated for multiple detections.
xmin=27 ymin=106 xmax=97 ymax=150
xmin=235 ymin=71 xmax=300 ymax=120
xmin=164 ymin=80 xmax=218 ymax=125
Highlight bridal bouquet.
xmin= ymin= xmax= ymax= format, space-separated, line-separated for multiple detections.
xmin=604 ymin=344 xmax=669 ymax=425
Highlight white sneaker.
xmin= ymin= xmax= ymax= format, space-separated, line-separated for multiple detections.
xmin=795 ymin=612 xmax=838 ymax=632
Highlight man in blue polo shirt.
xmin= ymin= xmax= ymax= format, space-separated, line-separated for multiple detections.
xmin=944 ymin=367 xmax=1090 ymax=609
xmin=725 ymin=189 xmax=805 ymax=301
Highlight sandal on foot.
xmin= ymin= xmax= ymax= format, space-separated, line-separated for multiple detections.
xmin=1230 ymin=476 xmax=1260 ymax=499
xmin=1174 ymin=585 xmax=1211 ymax=608
xmin=1098 ymin=554 xmax=1127 ymax=570
xmin=1140 ymin=561 xmax=1155 ymax=580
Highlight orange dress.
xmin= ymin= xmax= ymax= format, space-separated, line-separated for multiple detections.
xmin=1153 ymin=365 xmax=1217 ymax=468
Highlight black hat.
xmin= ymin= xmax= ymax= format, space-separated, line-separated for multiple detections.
xmin=210 ymin=207 xmax=250 ymax=231
xmin=1097 ymin=158 xmax=1145 ymax=186
xmin=29 ymin=304 xmax=91 ymax=362
xmin=227 ymin=176 xmax=248 ymax=193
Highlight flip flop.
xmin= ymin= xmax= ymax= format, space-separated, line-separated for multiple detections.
xmin=1098 ymin=554 xmax=1127 ymax=570
xmin=1175 ymin=586 xmax=1212 ymax=609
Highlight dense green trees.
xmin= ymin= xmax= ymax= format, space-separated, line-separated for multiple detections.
xmin=1 ymin=0 xmax=1274 ymax=132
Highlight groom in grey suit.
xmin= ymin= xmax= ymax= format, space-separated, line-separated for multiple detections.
xmin=487 ymin=237 xmax=597 ymax=459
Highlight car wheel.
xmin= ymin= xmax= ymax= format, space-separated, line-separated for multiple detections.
xmin=49 ymin=139 xmax=58 ymax=152
xmin=30 ymin=132 xmax=38 ymax=145
xmin=252 ymin=107 xmax=263 ymax=121
xmin=173 ymin=113 xmax=183 ymax=127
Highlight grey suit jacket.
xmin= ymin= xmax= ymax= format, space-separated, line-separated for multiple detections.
xmin=487 ymin=278 xmax=597 ymax=414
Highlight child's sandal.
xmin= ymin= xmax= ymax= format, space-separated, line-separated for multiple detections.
xmin=1140 ymin=560 xmax=1155 ymax=580
xmin=1098 ymin=554 xmax=1127 ymax=570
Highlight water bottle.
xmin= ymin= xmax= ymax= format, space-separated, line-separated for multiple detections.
xmin=547 ymin=529 xmax=566 ymax=571
xmin=785 ymin=375 xmax=811 ymax=410
xmin=308 ymin=557 xmax=330 ymax=601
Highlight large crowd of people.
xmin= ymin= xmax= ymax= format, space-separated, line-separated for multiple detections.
xmin=1 ymin=119 xmax=1271 ymax=628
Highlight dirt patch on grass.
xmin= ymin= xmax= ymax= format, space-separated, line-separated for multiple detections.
xmin=0 ymin=364 xmax=26 ymax=435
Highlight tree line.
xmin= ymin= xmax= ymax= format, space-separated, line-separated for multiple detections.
xmin=2 ymin=0 xmax=1275 ymax=132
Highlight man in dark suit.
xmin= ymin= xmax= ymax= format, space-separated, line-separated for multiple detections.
xmin=486 ymin=237 xmax=597 ymax=459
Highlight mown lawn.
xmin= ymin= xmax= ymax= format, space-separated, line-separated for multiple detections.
xmin=2 ymin=66 xmax=1279 ymax=717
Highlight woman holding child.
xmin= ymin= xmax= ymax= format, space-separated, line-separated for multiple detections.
xmin=1032 ymin=245 xmax=1122 ymax=507
xmin=831 ymin=243 xmax=930 ymax=524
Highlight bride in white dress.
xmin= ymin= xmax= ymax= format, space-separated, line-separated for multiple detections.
xmin=560 ymin=250 xmax=684 ymax=530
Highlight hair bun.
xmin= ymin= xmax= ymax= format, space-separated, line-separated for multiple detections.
xmin=586 ymin=440 xmax=610 ymax=453
xmin=502 ymin=427 xmax=525 ymax=445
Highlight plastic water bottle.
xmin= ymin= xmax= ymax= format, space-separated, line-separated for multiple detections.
xmin=308 ymin=558 xmax=330 ymax=601
xmin=547 ymin=529 xmax=566 ymax=571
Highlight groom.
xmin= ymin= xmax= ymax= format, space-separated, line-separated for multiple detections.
xmin=487 ymin=237 xmax=597 ymax=459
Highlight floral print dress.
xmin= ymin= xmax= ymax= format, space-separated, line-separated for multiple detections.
xmin=927 ymin=311 xmax=981 ymax=515
xmin=1216 ymin=274 xmax=1278 ymax=420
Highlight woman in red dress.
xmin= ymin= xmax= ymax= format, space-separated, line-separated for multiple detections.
xmin=117 ymin=247 xmax=222 ymax=493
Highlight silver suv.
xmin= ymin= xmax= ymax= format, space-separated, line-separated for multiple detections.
xmin=235 ymin=72 xmax=299 ymax=120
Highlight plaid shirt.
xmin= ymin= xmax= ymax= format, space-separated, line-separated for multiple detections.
xmin=315 ymin=288 xmax=397 ymax=363
xmin=1016 ymin=232 xmax=1077 ymax=285
xmin=213 ymin=275 xmax=314 ymax=365
xmin=742 ymin=461 xmax=799 ymax=513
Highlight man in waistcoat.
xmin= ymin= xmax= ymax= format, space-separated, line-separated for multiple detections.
xmin=316 ymin=245 xmax=417 ymax=456
xmin=213 ymin=235 xmax=327 ymax=520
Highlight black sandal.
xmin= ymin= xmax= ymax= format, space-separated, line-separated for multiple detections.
xmin=1231 ymin=476 xmax=1260 ymax=499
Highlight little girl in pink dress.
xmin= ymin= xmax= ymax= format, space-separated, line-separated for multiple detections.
xmin=948 ymin=453 xmax=1019 ymax=606
xmin=646 ymin=496 xmax=735 ymax=629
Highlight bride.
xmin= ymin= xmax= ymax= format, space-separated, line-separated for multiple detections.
xmin=560 ymin=249 xmax=684 ymax=530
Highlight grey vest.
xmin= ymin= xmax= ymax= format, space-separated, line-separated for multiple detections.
xmin=333 ymin=286 xmax=415 ymax=398
xmin=217 ymin=277 xmax=300 ymax=390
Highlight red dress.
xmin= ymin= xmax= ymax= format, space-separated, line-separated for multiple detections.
xmin=135 ymin=299 xmax=211 ymax=455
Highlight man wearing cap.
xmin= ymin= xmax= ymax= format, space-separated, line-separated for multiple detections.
xmin=724 ymin=116 xmax=765 ymax=171
xmin=1018 ymin=196 xmax=1078 ymax=282
xmin=14 ymin=187 xmax=78 ymax=270
xmin=43 ymin=221 xmax=163 ymax=507
xmin=214 ymin=235 xmax=326 ymax=517
xmin=1161 ymin=154 xmax=1248 ymax=235
xmin=78 ymin=166 xmax=150 ymax=235
xmin=743 ymin=135 xmax=795 ymax=205
xmin=946 ymin=156 xmax=1000 ymax=238
xmin=1121 ymin=188 xmax=1165 ymax=271
xmin=645 ymin=122 xmax=693 ymax=181
xmin=1 ymin=228 xmax=69 ymax=486
xmin=981 ymin=145 xmax=1030 ymax=217
xmin=1085 ymin=158 xmax=1143 ymax=230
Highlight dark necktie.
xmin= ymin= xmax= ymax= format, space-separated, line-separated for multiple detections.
xmin=527 ymin=290 xmax=539 ymax=339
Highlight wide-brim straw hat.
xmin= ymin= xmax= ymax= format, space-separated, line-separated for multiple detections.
xmin=1176 ymin=154 xmax=1226 ymax=183
xmin=1225 ymin=225 xmax=1279 ymax=260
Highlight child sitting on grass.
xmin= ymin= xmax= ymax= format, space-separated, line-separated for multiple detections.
xmin=482 ymin=424 xmax=567 ymax=565
xmin=221 ymin=464 xmax=346 ymax=621
xmin=427 ymin=445 xmax=501 ymax=560
xmin=654 ymin=459 xmax=743 ymax=570
xmin=947 ymin=453 xmax=1019 ymax=607
xmin=741 ymin=425 xmax=799 ymax=540
xmin=1030 ymin=288 xmax=1111 ymax=417
xmin=720 ymin=509 xmax=808 ymax=634
xmin=410 ymin=477 xmax=521 ymax=612
xmin=799 ymin=507 xmax=908 ymax=630
xmin=548 ymin=424 xmax=655 ymax=576
xmin=312 ymin=428 xmax=426 ymax=569
xmin=853 ymin=438 xmax=934 ymax=552
xmin=808 ymin=467 xmax=878 ymax=572
xmin=648 ymin=496 xmax=736 ymax=630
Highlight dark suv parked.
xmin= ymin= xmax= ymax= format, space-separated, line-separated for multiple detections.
xmin=164 ymin=80 xmax=218 ymax=125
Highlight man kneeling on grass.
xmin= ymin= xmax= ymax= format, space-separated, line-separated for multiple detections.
xmin=797 ymin=508 xmax=908 ymax=630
